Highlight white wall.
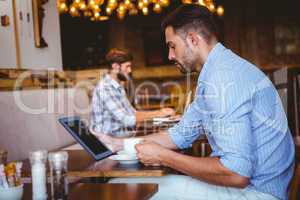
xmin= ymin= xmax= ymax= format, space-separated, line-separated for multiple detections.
xmin=0 ymin=0 xmax=63 ymax=70
xmin=17 ymin=0 xmax=63 ymax=69
xmin=0 ymin=0 xmax=17 ymax=68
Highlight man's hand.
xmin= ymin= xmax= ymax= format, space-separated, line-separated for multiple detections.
xmin=159 ymin=108 xmax=176 ymax=117
xmin=89 ymin=128 xmax=123 ymax=153
xmin=169 ymin=114 xmax=181 ymax=120
xmin=135 ymin=141 xmax=168 ymax=166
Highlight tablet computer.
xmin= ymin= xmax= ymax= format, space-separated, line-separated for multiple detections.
xmin=58 ymin=116 xmax=113 ymax=161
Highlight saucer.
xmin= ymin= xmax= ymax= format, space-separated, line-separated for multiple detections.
xmin=109 ymin=154 xmax=139 ymax=165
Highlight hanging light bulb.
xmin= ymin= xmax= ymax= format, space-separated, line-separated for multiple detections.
xmin=142 ymin=7 xmax=148 ymax=15
xmin=117 ymin=11 xmax=125 ymax=19
xmin=198 ymin=0 xmax=205 ymax=6
xmin=125 ymin=0 xmax=131 ymax=7
xmin=99 ymin=16 xmax=109 ymax=21
xmin=138 ymin=1 xmax=144 ymax=9
xmin=84 ymin=10 xmax=92 ymax=17
xmin=106 ymin=7 xmax=112 ymax=15
xmin=93 ymin=4 xmax=101 ymax=12
xmin=89 ymin=0 xmax=95 ymax=6
xmin=182 ymin=0 xmax=192 ymax=4
xmin=153 ymin=3 xmax=161 ymax=13
xmin=70 ymin=6 xmax=77 ymax=13
xmin=208 ymin=3 xmax=215 ymax=12
xmin=108 ymin=0 xmax=118 ymax=9
xmin=216 ymin=5 xmax=224 ymax=16
xmin=94 ymin=12 xmax=100 ymax=18
xmin=58 ymin=2 xmax=68 ymax=13
xmin=118 ymin=3 xmax=126 ymax=12
xmin=160 ymin=0 xmax=169 ymax=7
xmin=70 ymin=6 xmax=80 ymax=17
xmin=108 ymin=0 xmax=117 ymax=5
xmin=79 ymin=2 xmax=86 ymax=10
xmin=129 ymin=7 xmax=138 ymax=15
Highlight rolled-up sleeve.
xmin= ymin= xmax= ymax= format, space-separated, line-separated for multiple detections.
xmin=214 ymin=116 xmax=254 ymax=177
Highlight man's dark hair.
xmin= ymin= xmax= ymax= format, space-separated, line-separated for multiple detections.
xmin=105 ymin=48 xmax=133 ymax=67
xmin=161 ymin=4 xmax=219 ymax=42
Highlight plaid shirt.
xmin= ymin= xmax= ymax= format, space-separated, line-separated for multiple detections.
xmin=90 ymin=74 xmax=136 ymax=136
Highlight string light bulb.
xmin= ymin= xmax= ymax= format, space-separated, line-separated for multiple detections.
xmin=138 ymin=1 xmax=144 ymax=9
xmin=129 ymin=7 xmax=138 ymax=15
xmin=208 ymin=3 xmax=215 ymax=12
xmin=153 ymin=3 xmax=162 ymax=13
xmin=216 ymin=5 xmax=224 ymax=16
xmin=160 ymin=0 xmax=169 ymax=7
xmin=198 ymin=0 xmax=205 ymax=6
xmin=142 ymin=7 xmax=148 ymax=15
xmin=106 ymin=7 xmax=112 ymax=15
xmin=124 ymin=0 xmax=131 ymax=6
xmin=79 ymin=3 xmax=86 ymax=10
xmin=58 ymin=2 xmax=68 ymax=13
xmin=70 ymin=6 xmax=77 ymax=13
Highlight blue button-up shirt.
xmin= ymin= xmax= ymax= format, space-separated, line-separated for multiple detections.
xmin=168 ymin=43 xmax=295 ymax=200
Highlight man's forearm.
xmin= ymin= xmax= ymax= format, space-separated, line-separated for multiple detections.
xmin=135 ymin=111 xmax=160 ymax=122
xmin=142 ymin=131 xmax=178 ymax=149
xmin=159 ymin=149 xmax=249 ymax=188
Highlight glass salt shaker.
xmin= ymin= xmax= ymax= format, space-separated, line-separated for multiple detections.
xmin=29 ymin=150 xmax=48 ymax=200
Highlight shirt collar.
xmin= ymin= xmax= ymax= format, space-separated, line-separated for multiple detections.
xmin=104 ymin=74 xmax=122 ymax=90
xmin=198 ymin=42 xmax=225 ymax=82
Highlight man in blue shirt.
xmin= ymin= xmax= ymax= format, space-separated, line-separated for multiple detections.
xmin=94 ymin=4 xmax=295 ymax=200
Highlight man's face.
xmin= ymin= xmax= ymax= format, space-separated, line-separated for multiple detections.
xmin=165 ymin=26 xmax=199 ymax=74
xmin=117 ymin=61 xmax=132 ymax=81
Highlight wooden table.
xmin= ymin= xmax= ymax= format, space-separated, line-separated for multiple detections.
xmin=21 ymin=120 xmax=176 ymax=180
xmin=22 ymin=183 xmax=158 ymax=200
xmin=21 ymin=149 xmax=169 ymax=180
xmin=66 ymin=150 xmax=169 ymax=178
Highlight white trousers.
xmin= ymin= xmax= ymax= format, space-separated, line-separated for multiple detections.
xmin=109 ymin=175 xmax=279 ymax=200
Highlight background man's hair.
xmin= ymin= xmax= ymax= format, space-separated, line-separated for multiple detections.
xmin=161 ymin=4 xmax=219 ymax=42
xmin=106 ymin=48 xmax=133 ymax=67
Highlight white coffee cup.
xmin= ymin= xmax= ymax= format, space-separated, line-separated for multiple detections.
xmin=123 ymin=138 xmax=143 ymax=155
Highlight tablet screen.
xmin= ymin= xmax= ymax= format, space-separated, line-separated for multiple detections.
xmin=59 ymin=117 xmax=113 ymax=160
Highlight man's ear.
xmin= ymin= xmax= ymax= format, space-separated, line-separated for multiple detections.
xmin=186 ymin=32 xmax=200 ymax=48
xmin=111 ymin=63 xmax=120 ymax=70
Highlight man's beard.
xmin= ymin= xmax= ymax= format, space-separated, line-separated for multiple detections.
xmin=117 ymin=72 xmax=129 ymax=82
xmin=174 ymin=48 xmax=199 ymax=74
xmin=174 ymin=61 xmax=189 ymax=74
